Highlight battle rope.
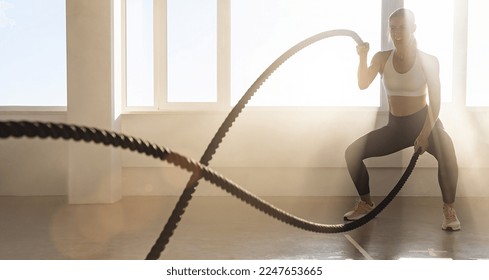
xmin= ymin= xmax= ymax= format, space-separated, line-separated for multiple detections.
xmin=0 ymin=30 xmax=421 ymax=260
xmin=145 ymin=29 xmax=395 ymax=260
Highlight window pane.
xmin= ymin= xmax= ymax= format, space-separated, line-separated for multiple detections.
xmin=126 ymin=0 xmax=154 ymax=107
xmin=466 ymin=0 xmax=489 ymax=106
xmin=167 ymin=0 xmax=217 ymax=102
xmin=231 ymin=0 xmax=381 ymax=107
xmin=0 ymin=0 xmax=66 ymax=106
xmin=404 ymin=0 xmax=454 ymax=103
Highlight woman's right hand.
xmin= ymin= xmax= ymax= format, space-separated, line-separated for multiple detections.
xmin=356 ymin=42 xmax=370 ymax=57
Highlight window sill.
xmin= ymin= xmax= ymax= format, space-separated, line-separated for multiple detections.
xmin=122 ymin=105 xmax=386 ymax=115
xmin=0 ymin=107 xmax=67 ymax=114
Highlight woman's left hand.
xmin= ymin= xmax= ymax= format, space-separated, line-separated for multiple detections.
xmin=414 ymin=133 xmax=429 ymax=154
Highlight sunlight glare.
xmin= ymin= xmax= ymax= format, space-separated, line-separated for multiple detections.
xmin=404 ymin=0 xmax=454 ymax=103
xmin=466 ymin=0 xmax=489 ymax=106
xmin=231 ymin=0 xmax=381 ymax=107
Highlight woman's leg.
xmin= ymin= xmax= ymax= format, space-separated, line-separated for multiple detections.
xmin=345 ymin=123 xmax=412 ymax=197
xmin=426 ymin=121 xmax=459 ymax=204
xmin=344 ymin=108 xmax=427 ymax=221
xmin=426 ymin=120 xmax=460 ymax=230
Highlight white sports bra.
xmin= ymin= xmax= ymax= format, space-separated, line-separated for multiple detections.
xmin=382 ymin=50 xmax=427 ymax=97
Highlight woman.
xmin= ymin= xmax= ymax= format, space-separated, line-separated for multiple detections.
xmin=343 ymin=8 xmax=460 ymax=231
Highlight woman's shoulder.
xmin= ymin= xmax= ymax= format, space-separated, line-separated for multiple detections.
xmin=372 ymin=50 xmax=393 ymax=73
xmin=417 ymin=50 xmax=439 ymax=69
xmin=417 ymin=50 xmax=439 ymax=63
xmin=372 ymin=50 xmax=393 ymax=63
xmin=374 ymin=49 xmax=393 ymax=58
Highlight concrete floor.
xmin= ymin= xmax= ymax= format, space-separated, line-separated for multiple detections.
xmin=0 ymin=195 xmax=488 ymax=260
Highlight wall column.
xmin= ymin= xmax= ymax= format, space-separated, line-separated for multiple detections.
xmin=66 ymin=0 xmax=121 ymax=204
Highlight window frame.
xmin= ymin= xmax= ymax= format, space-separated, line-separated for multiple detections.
xmin=122 ymin=0 xmax=229 ymax=112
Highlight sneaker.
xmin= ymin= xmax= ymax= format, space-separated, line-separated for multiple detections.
xmin=442 ymin=204 xmax=461 ymax=231
xmin=344 ymin=199 xmax=375 ymax=221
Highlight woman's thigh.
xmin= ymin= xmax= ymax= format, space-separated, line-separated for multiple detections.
xmin=349 ymin=124 xmax=414 ymax=159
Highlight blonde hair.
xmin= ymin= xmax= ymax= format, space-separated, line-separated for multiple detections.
xmin=389 ymin=8 xmax=416 ymax=28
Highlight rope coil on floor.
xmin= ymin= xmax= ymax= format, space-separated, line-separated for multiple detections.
xmin=0 ymin=29 xmax=420 ymax=260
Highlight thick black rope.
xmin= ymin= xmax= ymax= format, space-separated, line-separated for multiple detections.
xmin=0 ymin=29 xmax=421 ymax=260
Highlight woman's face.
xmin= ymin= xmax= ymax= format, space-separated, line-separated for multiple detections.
xmin=389 ymin=15 xmax=415 ymax=49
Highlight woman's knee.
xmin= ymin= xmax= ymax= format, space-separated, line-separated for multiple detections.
xmin=430 ymin=132 xmax=458 ymax=164
xmin=345 ymin=143 xmax=361 ymax=165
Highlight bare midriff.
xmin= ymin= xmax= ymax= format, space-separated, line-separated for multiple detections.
xmin=388 ymin=95 xmax=427 ymax=116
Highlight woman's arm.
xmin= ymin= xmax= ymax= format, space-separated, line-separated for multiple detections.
xmin=357 ymin=43 xmax=383 ymax=90
xmin=415 ymin=53 xmax=441 ymax=153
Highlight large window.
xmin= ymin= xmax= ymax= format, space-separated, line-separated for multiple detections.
xmin=126 ymin=0 xmax=154 ymax=107
xmin=123 ymin=0 xmax=487 ymax=111
xmin=231 ymin=0 xmax=381 ymax=107
xmin=125 ymin=0 xmax=381 ymax=109
xmin=0 ymin=0 xmax=66 ymax=107
xmin=167 ymin=0 xmax=217 ymax=103
xmin=125 ymin=0 xmax=217 ymax=108
xmin=466 ymin=0 xmax=489 ymax=107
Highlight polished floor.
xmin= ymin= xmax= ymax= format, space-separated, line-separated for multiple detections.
xmin=0 ymin=195 xmax=488 ymax=260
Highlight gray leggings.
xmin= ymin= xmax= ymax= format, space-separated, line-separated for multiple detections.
xmin=345 ymin=106 xmax=458 ymax=203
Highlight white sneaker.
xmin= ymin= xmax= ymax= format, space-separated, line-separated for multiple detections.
xmin=442 ymin=203 xmax=461 ymax=231
xmin=344 ymin=199 xmax=375 ymax=221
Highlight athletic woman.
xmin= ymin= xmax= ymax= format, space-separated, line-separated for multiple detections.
xmin=343 ymin=8 xmax=460 ymax=231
